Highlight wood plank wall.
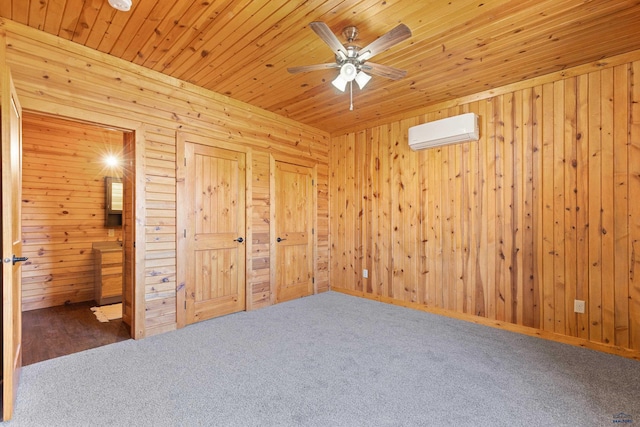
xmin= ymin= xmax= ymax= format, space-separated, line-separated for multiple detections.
xmin=21 ymin=113 xmax=124 ymax=311
xmin=330 ymin=58 xmax=640 ymax=356
xmin=2 ymin=19 xmax=329 ymax=337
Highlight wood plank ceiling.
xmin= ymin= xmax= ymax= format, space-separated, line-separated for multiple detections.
xmin=2 ymin=0 xmax=640 ymax=134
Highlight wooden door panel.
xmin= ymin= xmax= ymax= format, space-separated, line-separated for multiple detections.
xmin=1 ymin=68 xmax=23 ymax=421
xmin=194 ymin=249 xmax=238 ymax=300
xmin=183 ymin=140 xmax=246 ymax=324
xmin=193 ymin=234 xmax=237 ymax=250
xmin=192 ymin=295 xmax=241 ymax=321
xmin=194 ymin=150 xmax=238 ymax=235
xmin=274 ymin=161 xmax=314 ymax=303
xmin=277 ymin=244 xmax=311 ymax=302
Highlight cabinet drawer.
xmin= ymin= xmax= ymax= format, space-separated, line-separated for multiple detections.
xmin=102 ymin=275 xmax=122 ymax=297
xmin=102 ymin=252 xmax=122 ymax=265
xmin=102 ymin=265 xmax=122 ymax=276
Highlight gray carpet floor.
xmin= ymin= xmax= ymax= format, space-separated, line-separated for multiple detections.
xmin=6 ymin=291 xmax=640 ymax=426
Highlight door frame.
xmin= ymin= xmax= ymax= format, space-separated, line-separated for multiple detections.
xmin=19 ymin=110 xmax=146 ymax=339
xmin=269 ymin=154 xmax=318 ymax=305
xmin=175 ymin=131 xmax=252 ymax=329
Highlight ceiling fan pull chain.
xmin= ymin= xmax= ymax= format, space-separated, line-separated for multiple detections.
xmin=349 ymin=81 xmax=354 ymax=111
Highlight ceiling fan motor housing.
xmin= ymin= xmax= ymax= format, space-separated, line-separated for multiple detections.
xmin=336 ymin=45 xmax=363 ymax=72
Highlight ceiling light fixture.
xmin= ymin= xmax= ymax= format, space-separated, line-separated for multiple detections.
xmin=332 ymin=63 xmax=372 ymax=92
xmin=332 ymin=63 xmax=373 ymax=111
xmin=332 ymin=63 xmax=357 ymax=91
xmin=354 ymin=71 xmax=371 ymax=89
xmin=108 ymin=0 xmax=132 ymax=12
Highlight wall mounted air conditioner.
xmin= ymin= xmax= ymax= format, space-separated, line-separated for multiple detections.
xmin=408 ymin=113 xmax=479 ymax=151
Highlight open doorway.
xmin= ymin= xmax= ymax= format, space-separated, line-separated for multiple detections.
xmin=20 ymin=112 xmax=136 ymax=365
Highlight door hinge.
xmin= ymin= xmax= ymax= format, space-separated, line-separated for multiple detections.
xmin=312 ymin=228 xmax=314 ymax=235
xmin=312 ymin=277 xmax=315 ymax=284
xmin=184 ymin=300 xmax=186 ymax=310
xmin=184 ymin=229 xmax=186 ymax=238
xmin=184 ymin=157 xmax=187 ymax=167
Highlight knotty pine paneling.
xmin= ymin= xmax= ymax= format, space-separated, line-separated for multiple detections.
xmin=3 ymin=20 xmax=329 ymax=337
xmin=5 ymin=1 xmax=640 ymax=133
xmin=315 ymin=162 xmax=330 ymax=293
xmin=21 ymin=113 xmax=124 ymax=311
xmin=330 ymin=56 xmax=640 ymax=356
xmin=251 ymin=150 xmax=272 ymax=309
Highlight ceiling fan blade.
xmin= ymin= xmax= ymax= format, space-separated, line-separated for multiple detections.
xmin=287 ymin=63 xmax=340 ymax=74
xmin=309 ymin=21 xmax=348 ymax=58
xmin=360 ymin=62 xmax=407 ymax=80
xmin=357 ymin=23 xmax=411 ymax=61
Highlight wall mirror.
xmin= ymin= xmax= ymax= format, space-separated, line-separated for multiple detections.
xmin=105 ymin=176 xmax=123 ymax=227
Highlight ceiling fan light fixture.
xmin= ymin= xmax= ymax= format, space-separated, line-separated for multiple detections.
xmin=108 ymin=0 xmax=132 ymax=12
xmin=339 ymin=63 xmax=357 ymax=82
xmin=333 ymin=62 xmax=358 ymax=92
xmin=355 ymin=71 xmax=372 ymax=89
xmin=332 ymin=75 xmax=348 ymax=92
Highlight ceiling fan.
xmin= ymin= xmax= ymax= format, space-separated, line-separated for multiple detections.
xmin=288 ymin=22 xmax=412 ymax=110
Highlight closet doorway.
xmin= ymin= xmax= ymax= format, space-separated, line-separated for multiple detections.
xmin=20 ymin=112 xmax=137 ymax=365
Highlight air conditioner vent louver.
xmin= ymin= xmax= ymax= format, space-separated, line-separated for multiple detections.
xmin=408 ymin=113 xmax=479 ymax=151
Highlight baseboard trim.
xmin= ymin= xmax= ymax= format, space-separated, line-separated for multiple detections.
xmin=332 ymin=287 xmax=640 ymax=361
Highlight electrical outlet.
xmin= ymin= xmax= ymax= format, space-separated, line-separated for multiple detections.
xmin=108 ymin=229 xmax=114 ymax=237
xmin=363 ymin=269 xmax=368 ymax=279
xmin=574 ymin=299 xmax=585 ymax=314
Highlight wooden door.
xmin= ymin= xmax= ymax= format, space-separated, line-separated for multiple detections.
xmin=1 ymin=70 xmax=23 ymax=420
xmin=273 ymin=161 xmax=314 ymax=303
xmin=183 ymin=142 xmax=246 ymax=324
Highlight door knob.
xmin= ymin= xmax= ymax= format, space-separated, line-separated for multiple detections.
xmin=234 ymin=237 xmax=244 ymax=243
xmin=12 ymin=255 xmax=29 ymax=265
xmin=277 ymin=237 xmax=287 ymax=242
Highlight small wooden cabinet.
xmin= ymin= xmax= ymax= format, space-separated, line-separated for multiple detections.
xmin=93 ymin=243 xmax=123 ymax=305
